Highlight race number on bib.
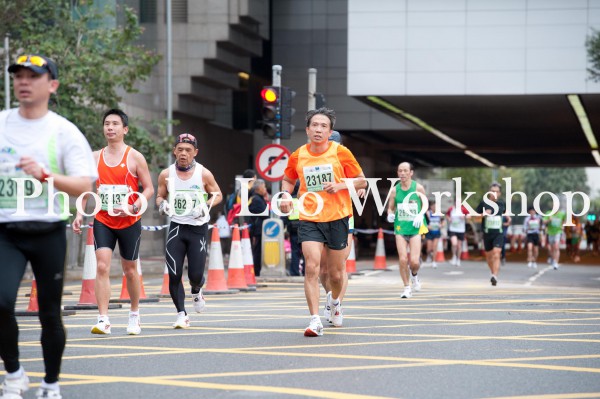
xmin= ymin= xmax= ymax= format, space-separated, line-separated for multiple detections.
xmin=303 ymin=164 xmax=333 ymax=192
xmin=550 ymin=217 xmax=562 ymax=227
xmin=0 ymin=172 xmax=46 ymax=209
xmin=172 ymin=190 xmax=208 ymax=216
xmin=98 ymin=184 xmax=129 ymax=211
xmin=485 ymin=215 xmax=502 ymax=230
xmin=397 ymin=202 xmax=418 ymax=222
xmin=529 ymin=220 xmax=540 ymax=230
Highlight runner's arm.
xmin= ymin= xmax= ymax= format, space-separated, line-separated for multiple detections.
xmin=155 ymin=169 xmax=169 ymax=207
xmin=202 ymin=168 xmax=223 ymax=207
xmin=132 ymin=150 xmax=155 ymax=213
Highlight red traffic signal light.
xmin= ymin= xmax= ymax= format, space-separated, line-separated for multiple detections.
xmin=261 ymin=87 xmax=279 ymax=103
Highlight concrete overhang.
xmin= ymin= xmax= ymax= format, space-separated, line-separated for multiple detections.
xmin=351 ymin=94 xmax=600 ymax=168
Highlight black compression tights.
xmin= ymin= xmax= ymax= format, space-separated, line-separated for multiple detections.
xmin=165 ymin=222 xmax=208 ymax=314
xmin=0 ymin=223 xmax=66 ymax=384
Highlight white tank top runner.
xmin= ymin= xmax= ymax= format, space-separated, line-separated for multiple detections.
xmin=168 ymin=163 xmax=209 ymax=226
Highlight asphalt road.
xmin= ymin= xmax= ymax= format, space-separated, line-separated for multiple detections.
xmin=10 ymin=258 xmax=600 ymax=399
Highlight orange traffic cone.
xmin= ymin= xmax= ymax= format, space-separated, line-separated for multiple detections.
xmin=227 ymin=225 xmax=254 ymax=291
xmin=18 ymin=276 xmax=76 ymax=316
xmin=374 ymin=228 xmax=387 ymax=270
xmin=435 ymin=238 xmax=446 ymax=262
xmin=346 ymin=238 xmax=357 ymax=273
xmin=78 ymin=228 xmax=97 ymax=305
xmin=26 ymin=277 xmax=39 ymax=313
xmin=460 ymin=239 xmax=470 ymax=260
xmin=241 ymin=224 xmax=257 ymax=286
xmin=159 ymin=265 xmax=171 ymax=297
xmin=205 ymin=225 xmax=238 ymax=294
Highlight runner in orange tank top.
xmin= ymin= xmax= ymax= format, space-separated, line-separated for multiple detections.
xmin=281 ymin=108 xmax=366 ymax=337
xmin=73 ymin=109 xmax=154 ymax=336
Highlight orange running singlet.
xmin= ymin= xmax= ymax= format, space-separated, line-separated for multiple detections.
xmin=95 ymin=146 xmax=140 ymax=229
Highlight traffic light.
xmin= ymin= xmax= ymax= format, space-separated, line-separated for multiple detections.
xmin=280 ymin=86 xmax=296 ymax=139
xmin=261 ymin=86 xmax=281 ymax=139
xmin=315 ymin=92 xmax=326 ymax=109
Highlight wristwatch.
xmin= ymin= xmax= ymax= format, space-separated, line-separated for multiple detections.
xmin=38 ymin=163 xmax=52 ymax=182
xmin=132 ymin=203 xmax=139 ymax=214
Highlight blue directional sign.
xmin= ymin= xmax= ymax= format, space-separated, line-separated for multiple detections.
xmin=263 ymin=220 xmax=281 ymax=238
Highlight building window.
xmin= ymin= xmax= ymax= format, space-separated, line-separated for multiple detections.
xmin=139 ymin=0 xmax=157 ymax=23
xmin=171 ymin=0 xmax=188 ymax=23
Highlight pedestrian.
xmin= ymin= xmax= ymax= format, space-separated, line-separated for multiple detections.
xmin=475 ymin=182 xmax=511 ymax=286
xmin=445 ymin=201 xmax=469 ymax=266
xmin=544 ymin=207 xmax=566 ymax=269
xmin=155 ymin=133 xmax=222 ymax=329
xmin=282 ymin=181 xmax=303 ymax=276
xmin=225 ymin=169 xmax=256 ymax=225
xmin=318 ymin=131 xmax=365 ymax=323
xmin=386 ymin=162 xmax=427 ymax=299
xmin=73 ymin=108 xmax=154 ymax=335
xmin=523 ymin=206 xmax=542 ymax=268
xmin=248 ymin=179 xmax=269 ymax=277
xmin=570 ymin=216 xmax=582 ymax=263
xmin=1 ymin=54 xmax=97 ymax=399
xmin=424 ymin=199 xmax=444 ymax=268
xmin=281 ymin=108 xmax=366 ymax=336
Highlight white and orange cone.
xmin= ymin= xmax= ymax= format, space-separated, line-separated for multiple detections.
xmin=435 ymin=238 xmax=446 ymax=263
xmin=241 ymin=224 xmax=257 ymax=286
xmin=227 ymin=225 xmax=254 ymax=291
xmin=461 ymin=239 xmax=470 ymax=261
xmin=346 ymin=238 xmax=357 ymax=273
xmin=26 ymin=277 xmax=39 ymax=313
xmin=204 ymin=225 xmax=237 ymax=294
xmin=159 ymin=265 xmax=170 ymax=297
xmin=78 ymin=228 xmax=97 ymax=305
xmin=374 ymin=228 xmax=387 ymax=270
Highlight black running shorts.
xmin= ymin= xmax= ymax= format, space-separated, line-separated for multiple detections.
xmin=298 ymin=217 xmax=349 ymax=250
xmin=483 ymin=232 xmax=504 ymax=252
xmin=93 ymin=219 xmax=141 ymax=261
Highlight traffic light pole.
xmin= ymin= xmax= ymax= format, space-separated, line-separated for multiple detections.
xmin=271 ymin=65 xmax=282 ymax=195
xmin=308 ymin=68 xmax=317 ymax=111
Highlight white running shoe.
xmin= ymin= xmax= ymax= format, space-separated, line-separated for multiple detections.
xmin=323 ymin=291 xmax=332 ymax=323
xmin=450 ymin=256 xmax=457 ymax=266
xmin=0 ymin=372 xmax=29 ymax=399
xmin=173 ymin=312 xmax=190 ymax=329
xmin=192 ymin=289 xmax=206 ymax=313
xmin=304 ymin=317 xmax=323 ymax=337
xmin=456 ymin=259 xmax=461 ymax=267
xmin=91 ymin=318 xmax=111 ymax=335
xmin=126 ymin=313 xmax=141 ymax=335
xmin=532 ymin=262 xmax=538 ymax=269
xmin=411 ymin=275 xmax=421 ymax=292
xmin=527 ymin=262 xmax=532 ymax=268
xmin=432 ymin=261 xmax=437 ymax=269
xmin=35 ymin=388 xmax=62 ymax=398
xmin=401 ymin=286 xmax=412 ymax=298
xmin=330 ymin=302 xmax=343 ymax=327
xmin=553 ymin=261 xmax=559 ymax=270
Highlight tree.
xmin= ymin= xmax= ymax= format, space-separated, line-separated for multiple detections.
xmin=0 ymin=0 xmax=169 ymax=168
xmin=587 ymin=29 xmax=600 ymax=82
xmin=441 ymin=167 xmax=526 ymax=209
xmin=522 ymin=168 xmax=590 ymax=211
